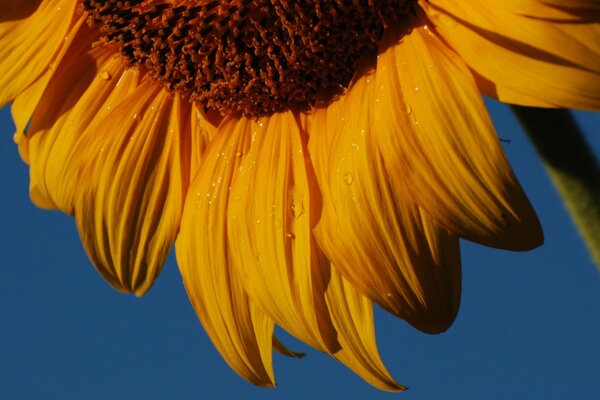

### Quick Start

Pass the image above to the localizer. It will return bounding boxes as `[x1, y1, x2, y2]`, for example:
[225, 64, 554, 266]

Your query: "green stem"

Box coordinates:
[511, 106, 600, 269]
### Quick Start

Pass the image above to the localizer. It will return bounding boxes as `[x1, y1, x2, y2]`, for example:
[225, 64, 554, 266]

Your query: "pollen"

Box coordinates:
[83, 0, 416, 118]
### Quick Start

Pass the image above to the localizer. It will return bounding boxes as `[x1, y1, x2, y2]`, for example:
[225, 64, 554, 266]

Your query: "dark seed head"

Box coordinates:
[83, 0, 416, 118]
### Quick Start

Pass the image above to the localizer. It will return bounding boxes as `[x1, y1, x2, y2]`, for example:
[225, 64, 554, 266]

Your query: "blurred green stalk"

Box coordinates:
[512, 106, 600, 269]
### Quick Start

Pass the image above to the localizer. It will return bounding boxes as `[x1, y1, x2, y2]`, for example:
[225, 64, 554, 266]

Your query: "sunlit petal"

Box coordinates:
[227, 112, 339, 353]
[308, 68, 461, 334]
[73, 86, 196, 295]
[21, 40, 131, 212]
[327, 268, 405, 392]
[374, 22, 543, 250]
[427, 0, 600, 109]
[0, 0, 75, 107]
[176, 117, 276, 386]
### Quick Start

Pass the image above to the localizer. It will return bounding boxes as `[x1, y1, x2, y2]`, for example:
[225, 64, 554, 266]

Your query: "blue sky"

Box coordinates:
[1, 101, 599, 400]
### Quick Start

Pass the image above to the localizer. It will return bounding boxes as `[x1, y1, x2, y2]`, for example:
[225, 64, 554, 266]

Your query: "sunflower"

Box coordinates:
[2, 0, 599, 391]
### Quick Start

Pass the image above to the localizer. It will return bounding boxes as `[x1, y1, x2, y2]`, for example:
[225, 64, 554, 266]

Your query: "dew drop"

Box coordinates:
[235, 151, 243, 157]
[273, 218, 282, 228]
[194, 192, 203, 209]
[344, 173, 353, 185]
[405, 105, 412, 115]
[289, 200, 305, 219]
[99, 70, 111, 80]
[286, 232, 296, 240]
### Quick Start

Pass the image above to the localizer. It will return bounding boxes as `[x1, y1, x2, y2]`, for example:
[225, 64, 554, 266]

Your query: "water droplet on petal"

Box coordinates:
[344, 173, 353, 185]
[99, 70, 111, 80]
[289, 200, 305, 219]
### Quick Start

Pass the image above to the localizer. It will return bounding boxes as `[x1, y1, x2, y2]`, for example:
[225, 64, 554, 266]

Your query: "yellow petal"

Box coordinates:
[176, 117, 276, 386]
[24, 45, 138, 212]
[188, 104, 219, 176]
[273, 337, 305, 359]
[11, 15, 91, 142]
[308, 68, 461, 334]
[0, 0, 75, 107]
[493, 0, 600, 20]
[374, 22, 543, 250]
[73, 84, 192, 295]
[327, 268, 405, 392]
[227, 113, 339, 353]
[426, 1, 600, 109]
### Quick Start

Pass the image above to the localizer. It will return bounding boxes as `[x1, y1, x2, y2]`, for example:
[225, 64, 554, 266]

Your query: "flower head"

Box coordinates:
[2, 0, 598, 391]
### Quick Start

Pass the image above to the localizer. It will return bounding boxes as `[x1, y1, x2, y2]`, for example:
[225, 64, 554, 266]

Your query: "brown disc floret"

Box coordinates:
[83, 0, 417, 118]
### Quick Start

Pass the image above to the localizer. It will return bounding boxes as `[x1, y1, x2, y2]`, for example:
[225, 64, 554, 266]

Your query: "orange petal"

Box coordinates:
[23, 44, 138, 212]
[273, 337, 305, 359]
[72, 84, 195, 295]
[327, 268, 405, 392]
[426, 0, 600, 109]
[373, 21, 543, 250]
[308, 67, 461, 334]
[226, 113, 339, 353]
[493, 0, 600, 20]
[0, 0, 75, 107]
[11, 14, 92, 144]
[175, 117, 276, 386]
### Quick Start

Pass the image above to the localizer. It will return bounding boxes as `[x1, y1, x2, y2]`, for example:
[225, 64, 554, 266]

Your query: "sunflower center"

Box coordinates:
[83, 0, 415, 117]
